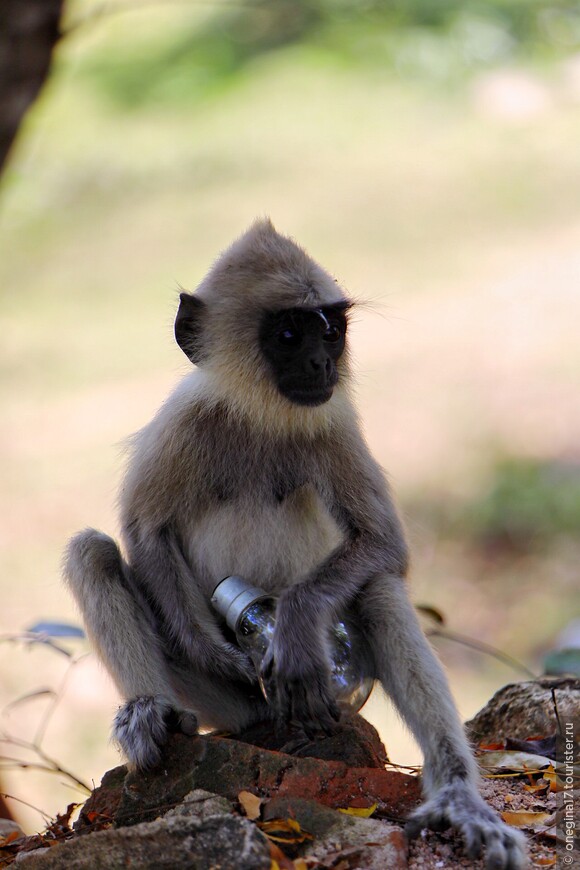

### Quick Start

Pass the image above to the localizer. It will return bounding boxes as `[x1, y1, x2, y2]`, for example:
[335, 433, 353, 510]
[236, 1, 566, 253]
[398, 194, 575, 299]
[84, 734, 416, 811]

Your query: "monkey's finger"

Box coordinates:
[163, 707, 198, 736]
[465, 826, 484, 860]
[485, 840, 509, 870]
[262, 671, 274, 695]
[404, 818, 425, 841]
[285, 681, 315, 735]
[405, 805, 448, 840]
[309, 678, 341, 731]
[295, 710, 326, 740]
[327, 697, 341, 723]
[260, 653, 281, 709]
[291, 680, 339, 737]
[484, 826, 527, 870]
[274, 679, 294, 725]
[312, 702, 340, 736]
[260, 653, 274, 682]
[503, 836, 527, 870]
[300, 718, 318, 740]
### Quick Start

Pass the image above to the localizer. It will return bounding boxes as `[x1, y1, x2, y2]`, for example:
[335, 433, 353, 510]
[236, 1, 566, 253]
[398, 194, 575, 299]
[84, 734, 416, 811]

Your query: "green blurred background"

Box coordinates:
[1, 0, 580, 831]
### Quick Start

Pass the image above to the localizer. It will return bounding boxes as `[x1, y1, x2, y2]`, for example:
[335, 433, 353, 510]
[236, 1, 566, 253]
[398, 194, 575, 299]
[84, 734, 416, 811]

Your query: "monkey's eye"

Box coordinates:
[323, 324, 342, 344]
[277, 327, 301, 346]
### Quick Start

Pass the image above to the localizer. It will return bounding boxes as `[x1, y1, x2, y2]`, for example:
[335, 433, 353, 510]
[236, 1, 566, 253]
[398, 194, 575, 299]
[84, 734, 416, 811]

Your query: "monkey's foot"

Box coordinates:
[113, 696, 198, 771]
[405, 781, 527, 870]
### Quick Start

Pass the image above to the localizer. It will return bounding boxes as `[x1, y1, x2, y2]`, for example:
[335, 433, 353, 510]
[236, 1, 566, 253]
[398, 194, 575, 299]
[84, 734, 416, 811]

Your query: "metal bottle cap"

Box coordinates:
[211, 576, 270, 632]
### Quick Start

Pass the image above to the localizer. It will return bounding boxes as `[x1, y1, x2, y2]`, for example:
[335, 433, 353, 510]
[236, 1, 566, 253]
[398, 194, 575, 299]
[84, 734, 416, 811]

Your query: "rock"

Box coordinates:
[13, 690, 570, 869]
[76, 718, 418, 833]
[74, 764, 125, 831]
[14, 815, 271, 869]
[77, 733, 419, 830]
[466, 676, 580, 744]
[0, 819, 25, 838]
[262, 797, 408, 869]
[234, 712, 389, 768]
[31, 719, 419, 870]
[164, 789, 233, 820]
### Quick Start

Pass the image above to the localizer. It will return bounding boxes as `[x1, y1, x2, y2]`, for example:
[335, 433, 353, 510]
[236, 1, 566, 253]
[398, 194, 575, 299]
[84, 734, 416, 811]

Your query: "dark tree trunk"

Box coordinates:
[0, 0, 64, 173]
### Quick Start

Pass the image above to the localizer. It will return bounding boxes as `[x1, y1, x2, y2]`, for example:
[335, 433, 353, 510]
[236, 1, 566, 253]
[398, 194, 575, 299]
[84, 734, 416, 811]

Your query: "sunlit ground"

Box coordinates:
[1, 6, 580, 832]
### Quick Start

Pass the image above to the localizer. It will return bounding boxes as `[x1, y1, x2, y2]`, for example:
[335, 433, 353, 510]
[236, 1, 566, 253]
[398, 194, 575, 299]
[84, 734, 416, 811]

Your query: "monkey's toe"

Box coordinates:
[406, 782, 527, 870]
[164, 707, 199, 737]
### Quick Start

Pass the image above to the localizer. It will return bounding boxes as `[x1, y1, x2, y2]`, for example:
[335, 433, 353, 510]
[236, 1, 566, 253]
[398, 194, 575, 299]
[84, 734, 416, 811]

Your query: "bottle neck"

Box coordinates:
[211, 575, 274, 632]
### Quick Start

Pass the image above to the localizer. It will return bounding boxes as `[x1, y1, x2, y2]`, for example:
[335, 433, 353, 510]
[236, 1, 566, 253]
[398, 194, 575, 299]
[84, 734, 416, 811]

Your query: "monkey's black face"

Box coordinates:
[259, 305, 348, 406]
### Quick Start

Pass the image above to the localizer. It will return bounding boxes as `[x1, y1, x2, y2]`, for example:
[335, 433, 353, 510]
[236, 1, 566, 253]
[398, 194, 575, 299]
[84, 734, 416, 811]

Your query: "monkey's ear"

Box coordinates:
[175, 292, 206, 364]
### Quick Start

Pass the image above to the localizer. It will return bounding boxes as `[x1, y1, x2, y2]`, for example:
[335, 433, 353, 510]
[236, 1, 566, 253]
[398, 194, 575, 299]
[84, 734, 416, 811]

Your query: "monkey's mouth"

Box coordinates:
[282, 384, 334, 406]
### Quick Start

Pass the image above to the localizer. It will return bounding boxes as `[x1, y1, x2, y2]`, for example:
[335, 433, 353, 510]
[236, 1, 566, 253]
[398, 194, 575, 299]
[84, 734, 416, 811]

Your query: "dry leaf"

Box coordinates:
[542, 764, 565, 793]
[319, 845, 366, 869]
[238, 790, 263, 820]
[501, 811, 554, 829]
[337, 803, 377, 818]
[533, 856, 556, 866]
[268, 840, 295, 869]
[287, 819, 302, 833]
[478, 750, 555, 774]
[0, 832, 21, 847]
[259, 818, 313, 845]
[505, 735, 557, 758]
[523, 781, 549, 794]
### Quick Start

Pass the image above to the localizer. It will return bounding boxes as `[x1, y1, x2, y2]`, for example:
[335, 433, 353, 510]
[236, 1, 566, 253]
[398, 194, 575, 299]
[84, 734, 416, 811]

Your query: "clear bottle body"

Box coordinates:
[211, 577, 375, 713]
[236, 597, 277, 701]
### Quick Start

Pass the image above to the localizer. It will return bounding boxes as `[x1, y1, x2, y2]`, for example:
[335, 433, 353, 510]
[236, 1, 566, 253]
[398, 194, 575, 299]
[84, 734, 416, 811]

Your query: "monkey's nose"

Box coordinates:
[308, 355, 332, 376]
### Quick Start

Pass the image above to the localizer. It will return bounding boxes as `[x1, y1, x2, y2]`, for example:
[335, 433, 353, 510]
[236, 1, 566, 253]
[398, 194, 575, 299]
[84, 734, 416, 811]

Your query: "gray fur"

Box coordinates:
[63, 220, 526, 867]
[113, 696, 174, 771]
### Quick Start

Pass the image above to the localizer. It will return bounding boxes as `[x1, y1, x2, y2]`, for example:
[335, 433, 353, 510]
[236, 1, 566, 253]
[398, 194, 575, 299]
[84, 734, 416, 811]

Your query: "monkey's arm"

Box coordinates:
[262, 428, 407, 731]
[360, 577, 526, 869]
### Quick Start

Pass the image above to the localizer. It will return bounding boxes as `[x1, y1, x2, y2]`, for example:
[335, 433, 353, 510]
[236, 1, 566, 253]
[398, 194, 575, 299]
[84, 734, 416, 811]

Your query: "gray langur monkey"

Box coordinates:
[64, 220, 526, 869]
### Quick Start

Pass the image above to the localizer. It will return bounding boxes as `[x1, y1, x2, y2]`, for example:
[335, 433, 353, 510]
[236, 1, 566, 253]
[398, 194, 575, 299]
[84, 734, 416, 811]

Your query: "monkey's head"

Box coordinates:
[175, 220, 354, 429]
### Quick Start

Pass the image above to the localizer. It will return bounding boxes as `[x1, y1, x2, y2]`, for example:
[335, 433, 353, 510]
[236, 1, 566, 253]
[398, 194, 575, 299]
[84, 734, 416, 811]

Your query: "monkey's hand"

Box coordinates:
[406, 780, 527, 870]
[208, 639, 256, 684]
[260, 625, 341, 738]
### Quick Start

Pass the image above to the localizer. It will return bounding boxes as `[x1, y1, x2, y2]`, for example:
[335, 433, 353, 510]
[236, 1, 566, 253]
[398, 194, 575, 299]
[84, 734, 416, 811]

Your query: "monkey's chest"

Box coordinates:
[185, 484, 344, 594]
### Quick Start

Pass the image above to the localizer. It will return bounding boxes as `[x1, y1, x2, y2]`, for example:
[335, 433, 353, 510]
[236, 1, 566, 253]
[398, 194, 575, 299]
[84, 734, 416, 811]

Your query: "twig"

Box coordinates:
[33, 654, 88, 748]
[428, 628, 537, 679]
[550, 687, 564, 737]
[0, 750, 91, 795]
[3, 690, 56, 716]
[0, 791, 51, 824]
[0, 632, 73, 659]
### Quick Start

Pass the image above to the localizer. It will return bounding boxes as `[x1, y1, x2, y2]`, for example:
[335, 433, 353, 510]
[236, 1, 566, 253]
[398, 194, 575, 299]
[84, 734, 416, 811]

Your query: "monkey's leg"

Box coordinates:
[126, 525, 257, 685]
[64, 529, 195, 770]
[359, 575, 526, 870]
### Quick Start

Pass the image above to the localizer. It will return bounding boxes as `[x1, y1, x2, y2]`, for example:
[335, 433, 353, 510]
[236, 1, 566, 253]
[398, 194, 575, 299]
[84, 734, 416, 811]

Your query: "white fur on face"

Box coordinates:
[189, 219, 354, 435]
